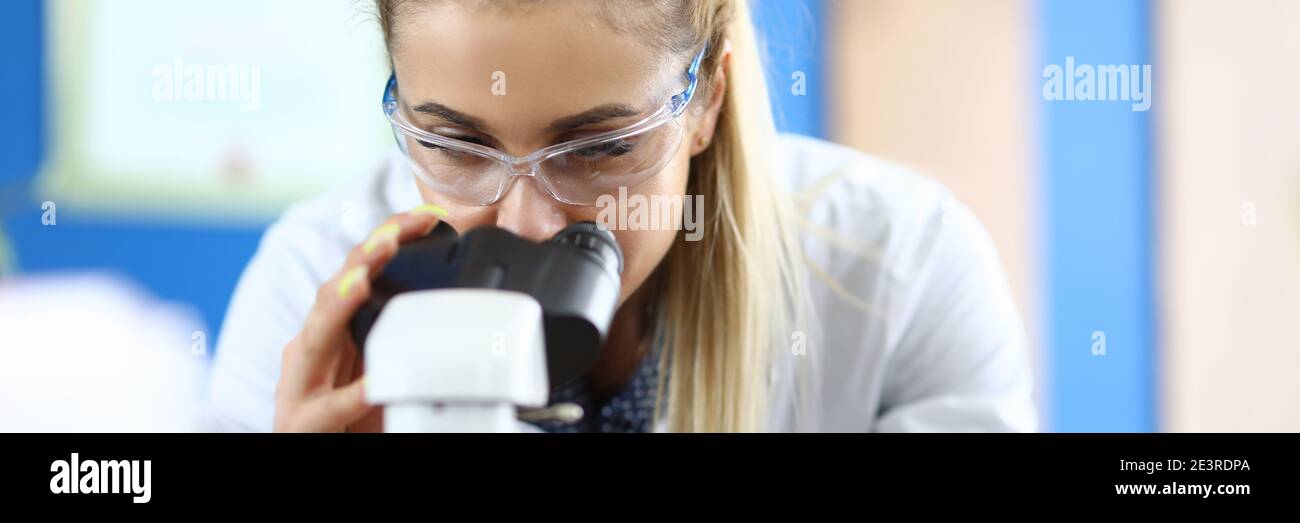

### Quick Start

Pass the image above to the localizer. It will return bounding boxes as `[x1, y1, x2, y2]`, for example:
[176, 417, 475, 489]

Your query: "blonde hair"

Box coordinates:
[375, 0, 811, 432]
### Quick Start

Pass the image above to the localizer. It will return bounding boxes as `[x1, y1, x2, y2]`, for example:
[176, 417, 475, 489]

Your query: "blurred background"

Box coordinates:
[1, 0, 1296, 431]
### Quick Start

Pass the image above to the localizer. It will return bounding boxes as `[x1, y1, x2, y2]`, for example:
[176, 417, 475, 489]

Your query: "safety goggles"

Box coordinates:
[382, 45, 707, 206]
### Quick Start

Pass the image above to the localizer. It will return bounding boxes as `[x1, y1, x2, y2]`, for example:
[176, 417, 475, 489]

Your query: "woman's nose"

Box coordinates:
[493, 176, 569, 242]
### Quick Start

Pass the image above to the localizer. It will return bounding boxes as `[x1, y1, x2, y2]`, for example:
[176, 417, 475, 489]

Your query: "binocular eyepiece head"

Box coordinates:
[349, 221, 624, 391]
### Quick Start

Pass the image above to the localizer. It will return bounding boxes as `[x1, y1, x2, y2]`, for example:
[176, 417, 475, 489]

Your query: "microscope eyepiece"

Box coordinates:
[550, 222, 623, 277]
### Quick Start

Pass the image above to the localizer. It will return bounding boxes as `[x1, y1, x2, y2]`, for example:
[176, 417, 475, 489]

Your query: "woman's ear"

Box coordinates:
[689, 39, 731, 156]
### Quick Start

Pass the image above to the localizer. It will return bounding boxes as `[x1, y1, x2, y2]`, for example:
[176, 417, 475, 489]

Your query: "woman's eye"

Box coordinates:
[418, 135, 489, 150]
[415, 135, 494, 163]
[574, 139, 637, 159]
[415, 140, 464, 161]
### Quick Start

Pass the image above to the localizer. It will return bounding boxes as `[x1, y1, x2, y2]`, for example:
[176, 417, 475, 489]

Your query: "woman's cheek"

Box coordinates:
[610, 227, 675, 305]
[415, 184, 483, 232]
[610, 152, 694, 303]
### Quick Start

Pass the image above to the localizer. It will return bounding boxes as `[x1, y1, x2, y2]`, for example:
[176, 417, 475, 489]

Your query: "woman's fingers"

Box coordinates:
[294, 207, 448, 383]
[302, 376, 372, 431]
[274, 204, 450, 432]
[287, 264, 371, 394]
[275, 375, 371, 433]
[333, 335, 360, 388]
[328, 205, 449, 294]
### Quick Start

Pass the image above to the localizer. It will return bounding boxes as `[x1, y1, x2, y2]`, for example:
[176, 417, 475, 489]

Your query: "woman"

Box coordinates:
[208, 0, 1036, 432]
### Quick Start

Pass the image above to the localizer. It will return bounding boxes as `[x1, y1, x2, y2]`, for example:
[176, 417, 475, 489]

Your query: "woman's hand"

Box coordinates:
[273, 205, 449, 432]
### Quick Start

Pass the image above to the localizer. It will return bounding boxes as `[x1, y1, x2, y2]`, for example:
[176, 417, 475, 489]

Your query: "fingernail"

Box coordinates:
[408, 203, 449, 218]
[338, 266, 369, 298]
[363, 222, 402, 255]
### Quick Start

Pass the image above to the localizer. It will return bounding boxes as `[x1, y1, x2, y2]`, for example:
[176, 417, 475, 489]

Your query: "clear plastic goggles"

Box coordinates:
[382, 46, 707, 207]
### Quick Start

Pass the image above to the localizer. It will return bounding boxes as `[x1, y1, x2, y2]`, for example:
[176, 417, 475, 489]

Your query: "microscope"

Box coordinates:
[349, 221, 623, 432]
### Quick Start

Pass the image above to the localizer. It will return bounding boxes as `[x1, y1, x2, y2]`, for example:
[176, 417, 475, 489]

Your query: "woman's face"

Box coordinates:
[388, 1, 722, 306]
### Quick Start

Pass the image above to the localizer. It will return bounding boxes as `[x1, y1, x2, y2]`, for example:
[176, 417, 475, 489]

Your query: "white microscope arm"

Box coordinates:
[362, 288, 549, 433]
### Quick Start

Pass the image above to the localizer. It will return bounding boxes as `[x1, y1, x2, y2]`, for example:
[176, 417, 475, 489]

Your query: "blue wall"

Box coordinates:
[750, 0, 826, 138]
[0, 0, 273, 340]
[1040, 0, 1155, 431]
[0, 0, 43, 186]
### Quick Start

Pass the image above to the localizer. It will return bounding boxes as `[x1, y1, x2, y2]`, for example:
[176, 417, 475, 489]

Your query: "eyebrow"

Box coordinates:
[412, 101, 489, 133]
[545, 104, 641, 133]
[410, 100, 642, 135]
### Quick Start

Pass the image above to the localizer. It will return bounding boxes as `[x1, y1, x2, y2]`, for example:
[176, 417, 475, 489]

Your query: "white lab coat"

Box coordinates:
[208, 134, 1038, 432]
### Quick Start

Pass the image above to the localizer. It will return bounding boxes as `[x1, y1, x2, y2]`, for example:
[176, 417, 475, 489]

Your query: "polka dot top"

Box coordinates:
[529, 339, 666, 433]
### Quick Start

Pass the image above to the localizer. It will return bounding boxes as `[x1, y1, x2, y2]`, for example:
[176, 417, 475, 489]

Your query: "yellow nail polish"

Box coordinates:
[338, 266, 369, 298]
[408, 203, 449, 218]
[363, 222, 402, 254]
